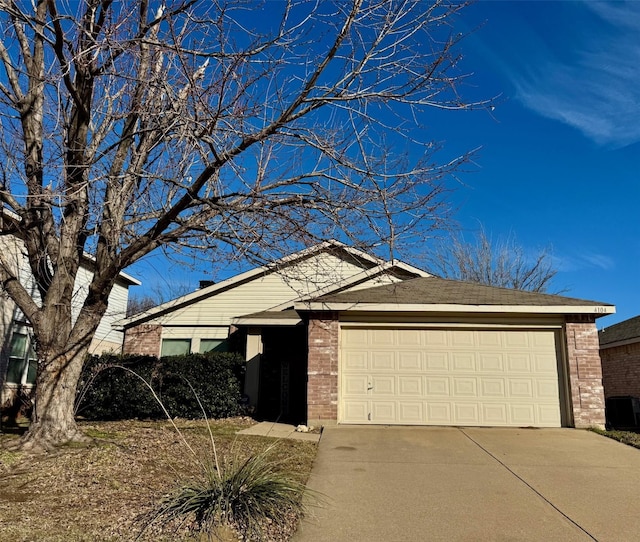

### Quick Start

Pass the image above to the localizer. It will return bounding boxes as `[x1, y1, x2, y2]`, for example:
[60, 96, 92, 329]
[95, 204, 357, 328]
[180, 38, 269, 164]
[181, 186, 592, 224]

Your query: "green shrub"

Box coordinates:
[76, 352, 246, 420]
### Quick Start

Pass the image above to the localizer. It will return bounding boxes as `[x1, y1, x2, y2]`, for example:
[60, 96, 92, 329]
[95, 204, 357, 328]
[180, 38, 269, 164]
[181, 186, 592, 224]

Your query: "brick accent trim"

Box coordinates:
[565, 318, 606, 428]
[307, 311, 339, 424]
[122, 324, 162, 357]
[601, 341, 640, 398]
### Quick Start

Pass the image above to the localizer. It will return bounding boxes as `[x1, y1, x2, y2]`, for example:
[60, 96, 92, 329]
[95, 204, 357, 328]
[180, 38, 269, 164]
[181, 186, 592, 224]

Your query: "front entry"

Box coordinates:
[257, 326, 308, 424]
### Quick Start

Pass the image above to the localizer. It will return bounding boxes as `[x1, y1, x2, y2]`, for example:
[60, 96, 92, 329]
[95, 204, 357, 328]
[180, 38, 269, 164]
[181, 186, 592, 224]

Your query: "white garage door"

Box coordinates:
[340, 327, 563, 427]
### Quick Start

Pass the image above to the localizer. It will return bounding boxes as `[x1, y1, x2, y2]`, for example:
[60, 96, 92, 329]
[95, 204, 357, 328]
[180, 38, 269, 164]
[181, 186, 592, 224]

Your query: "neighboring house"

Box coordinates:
[0, 234, 140, 405]
[118, 241, 614, 429]
[599, 315, 640, 399]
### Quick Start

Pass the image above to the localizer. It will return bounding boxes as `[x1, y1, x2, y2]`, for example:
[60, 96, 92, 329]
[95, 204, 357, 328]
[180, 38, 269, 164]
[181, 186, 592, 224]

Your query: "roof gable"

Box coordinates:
[118, 240, 428, 326]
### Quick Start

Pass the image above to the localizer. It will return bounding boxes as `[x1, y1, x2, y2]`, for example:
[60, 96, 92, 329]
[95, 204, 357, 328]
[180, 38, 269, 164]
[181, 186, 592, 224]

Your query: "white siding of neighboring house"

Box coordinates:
[74, 266, 130, 354]
[1, 234, 138, 403]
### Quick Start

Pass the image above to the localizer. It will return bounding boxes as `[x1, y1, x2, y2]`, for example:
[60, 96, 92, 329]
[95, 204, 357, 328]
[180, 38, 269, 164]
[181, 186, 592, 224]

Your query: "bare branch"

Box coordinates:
[426, 226, 561, 293]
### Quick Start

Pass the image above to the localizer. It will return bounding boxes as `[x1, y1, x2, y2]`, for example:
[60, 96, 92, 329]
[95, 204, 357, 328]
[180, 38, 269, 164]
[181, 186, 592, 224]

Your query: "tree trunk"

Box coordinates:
[20, 346, 91, 450]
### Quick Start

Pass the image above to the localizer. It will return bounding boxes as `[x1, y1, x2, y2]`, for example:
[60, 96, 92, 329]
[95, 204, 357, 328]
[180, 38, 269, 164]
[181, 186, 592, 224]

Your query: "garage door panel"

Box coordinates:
[479, 353, 504, 372]
[533, 353, 557, 373]
[425, 352, 448, 370]
[452, 377, 478, 397]
[510, 404, 536, 425]
[398, 376, 422, 395]
[343, 351, 368, 370]
[478, 331, 503, 347]
[505, 331, 529, 348]
[536, 379, 560, 398]
[343, 375, 369, 395]
[538, 404, 562, 425]
[371, 375, 395, 394]
[454, 403, 480, 424]
[481, 378, 506, 397]
[343, 328, 368, 346]
[451, 330, 475, 346]
[483, 403, 508, 424]
[398, 402, 423, 423]
[426, 402, 452, 423]
[371, 329, 394, 345]
[451, 352, 476, 371]
[343, 401, 368, 423]
[340, 328, 562, 427]
[506, 354, 531, 372]
[371, 402, 395, 422]
[398, 351, 422, 370]
[397, 329, 421, 346]
[425, 377, 450, 396]
[371, 351, 395, 370]
[424, 330, 448, 346]
[508, 379, 534, 397]
[533, 332, 556, 348]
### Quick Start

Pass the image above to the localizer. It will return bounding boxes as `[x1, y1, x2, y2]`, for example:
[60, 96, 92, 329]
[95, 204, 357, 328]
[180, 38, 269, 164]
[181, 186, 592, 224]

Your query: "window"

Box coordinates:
[5, 327, 37, 385]
[160, 338, 191, 357]
[199, 339, 229, 353]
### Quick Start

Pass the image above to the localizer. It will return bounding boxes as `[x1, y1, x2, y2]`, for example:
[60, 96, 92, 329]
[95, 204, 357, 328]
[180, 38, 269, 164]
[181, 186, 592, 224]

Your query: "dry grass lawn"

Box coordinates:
[591, 427, 640, 449]
[0, 418, 317, 541]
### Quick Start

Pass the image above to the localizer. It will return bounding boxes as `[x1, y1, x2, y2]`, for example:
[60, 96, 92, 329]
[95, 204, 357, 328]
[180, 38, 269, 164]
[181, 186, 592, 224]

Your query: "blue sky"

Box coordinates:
[445, 0, 640, 328]
[130, 1, 639, 328]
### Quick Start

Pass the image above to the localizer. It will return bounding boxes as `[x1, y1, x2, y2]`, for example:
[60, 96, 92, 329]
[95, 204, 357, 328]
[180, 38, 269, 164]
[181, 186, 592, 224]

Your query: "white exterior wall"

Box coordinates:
[0, 235, 136, 357]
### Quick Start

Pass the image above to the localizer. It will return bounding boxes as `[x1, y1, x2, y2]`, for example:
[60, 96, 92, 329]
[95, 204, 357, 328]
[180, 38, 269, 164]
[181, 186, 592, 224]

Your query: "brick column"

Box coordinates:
[122, 324, 162, 356]
[565, 317, 606, 428]
[307, 311, 339, 425]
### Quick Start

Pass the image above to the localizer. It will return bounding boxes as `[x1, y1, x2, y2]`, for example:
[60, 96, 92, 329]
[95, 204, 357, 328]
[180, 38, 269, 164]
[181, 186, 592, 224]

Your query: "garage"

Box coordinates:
[340, 326, 565, 427]
[299, 275, 613, 429]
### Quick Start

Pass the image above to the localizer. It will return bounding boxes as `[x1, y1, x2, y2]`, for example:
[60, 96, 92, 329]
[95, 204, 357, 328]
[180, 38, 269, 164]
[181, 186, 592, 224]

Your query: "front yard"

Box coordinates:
[591, 427, 640, 449]
[0, 418, 317, 541]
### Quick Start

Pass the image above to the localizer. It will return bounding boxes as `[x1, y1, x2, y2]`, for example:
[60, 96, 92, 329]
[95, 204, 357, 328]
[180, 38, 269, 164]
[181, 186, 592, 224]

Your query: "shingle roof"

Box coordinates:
[599, 315, 640, 346]
[314, 276, 611, 307]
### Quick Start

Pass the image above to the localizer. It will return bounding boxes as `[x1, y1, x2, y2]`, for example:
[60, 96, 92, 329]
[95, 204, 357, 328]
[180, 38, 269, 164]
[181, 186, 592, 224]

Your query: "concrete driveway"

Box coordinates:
[294, 426, 640, 542]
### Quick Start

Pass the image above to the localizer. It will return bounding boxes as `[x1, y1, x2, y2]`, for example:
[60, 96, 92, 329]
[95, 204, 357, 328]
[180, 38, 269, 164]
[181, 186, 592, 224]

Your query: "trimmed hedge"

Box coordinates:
[75, 352, 246, 421]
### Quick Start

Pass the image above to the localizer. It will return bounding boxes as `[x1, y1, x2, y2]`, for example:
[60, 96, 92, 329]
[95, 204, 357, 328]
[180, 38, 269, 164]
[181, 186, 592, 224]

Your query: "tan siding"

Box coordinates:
[145, 252, 372, 328]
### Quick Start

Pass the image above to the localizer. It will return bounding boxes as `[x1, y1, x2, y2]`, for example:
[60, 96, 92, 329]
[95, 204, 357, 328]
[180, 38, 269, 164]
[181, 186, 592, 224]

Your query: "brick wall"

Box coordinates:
[565, 318, 606, 428]
[601, 341, 640, 398]
[307, 311, 339, 425]
[122, 324, 162, 356]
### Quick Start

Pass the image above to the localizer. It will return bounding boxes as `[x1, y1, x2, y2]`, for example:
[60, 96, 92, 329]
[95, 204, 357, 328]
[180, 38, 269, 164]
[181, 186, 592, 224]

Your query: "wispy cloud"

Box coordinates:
[556, 251, 615, 273]
[508, 2, 640, 148]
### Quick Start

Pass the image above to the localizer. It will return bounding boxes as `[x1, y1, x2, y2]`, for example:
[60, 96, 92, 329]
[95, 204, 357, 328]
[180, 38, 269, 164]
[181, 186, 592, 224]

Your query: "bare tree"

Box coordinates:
[428, 228, 560, 293]
[127, 280, 194, 316]
[0, 0, 487, 448]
